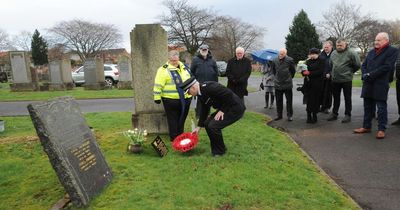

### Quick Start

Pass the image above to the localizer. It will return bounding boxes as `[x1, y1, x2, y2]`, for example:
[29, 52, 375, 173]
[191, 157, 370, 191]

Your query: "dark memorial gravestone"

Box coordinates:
[151, 136, 168, 157]
[27, 97, 113, 208]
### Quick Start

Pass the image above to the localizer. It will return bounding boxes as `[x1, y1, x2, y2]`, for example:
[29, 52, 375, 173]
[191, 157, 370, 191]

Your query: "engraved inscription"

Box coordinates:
[71, 140, 97, 171]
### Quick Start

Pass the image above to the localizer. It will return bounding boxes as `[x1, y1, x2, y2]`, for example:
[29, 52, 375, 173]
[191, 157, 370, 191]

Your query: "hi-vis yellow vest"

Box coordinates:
[153, 61, 192, 100]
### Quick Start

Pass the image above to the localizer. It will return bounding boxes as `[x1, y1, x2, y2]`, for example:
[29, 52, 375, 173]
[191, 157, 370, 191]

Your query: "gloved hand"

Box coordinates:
[154, 100, 161, 104]
[301, 70, 310, 76]
[362, 73, 371, 81]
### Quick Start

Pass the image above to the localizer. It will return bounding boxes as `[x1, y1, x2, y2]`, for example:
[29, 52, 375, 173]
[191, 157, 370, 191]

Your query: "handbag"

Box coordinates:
[259, 82, 264, 90]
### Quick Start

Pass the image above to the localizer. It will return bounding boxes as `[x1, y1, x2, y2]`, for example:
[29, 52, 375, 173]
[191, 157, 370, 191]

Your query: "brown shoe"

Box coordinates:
[376, 131, 385, 139]
[353, 128, 371, 134]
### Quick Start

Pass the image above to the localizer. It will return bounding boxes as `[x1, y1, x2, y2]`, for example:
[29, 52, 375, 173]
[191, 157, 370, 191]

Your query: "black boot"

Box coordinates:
[264, 92, 269, 108]
[306, 112, 312, 123]
[312, 112, 318, 123]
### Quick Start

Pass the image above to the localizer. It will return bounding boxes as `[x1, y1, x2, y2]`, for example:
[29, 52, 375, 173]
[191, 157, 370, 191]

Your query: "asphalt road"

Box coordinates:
[1, 76, 399, 209]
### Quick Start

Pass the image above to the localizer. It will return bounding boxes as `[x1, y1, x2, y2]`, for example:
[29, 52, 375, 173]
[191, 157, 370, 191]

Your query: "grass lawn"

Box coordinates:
[0, 82, 133, 102]
[0, 111, 358, 209]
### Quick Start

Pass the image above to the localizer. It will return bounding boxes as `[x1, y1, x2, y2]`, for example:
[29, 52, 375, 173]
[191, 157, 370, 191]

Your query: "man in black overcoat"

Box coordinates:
[226, 47, 252, 103]
[354, 32, 399, 139]
[179, 76, 245, 157]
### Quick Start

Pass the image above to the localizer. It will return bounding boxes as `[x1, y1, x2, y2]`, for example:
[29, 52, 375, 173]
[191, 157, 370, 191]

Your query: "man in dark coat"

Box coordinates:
[190, 44, 219, 118]
[179, 76, 245, 157]
[391, 51, 400, 125]
[354, 32, 399, 139]
[271, 48, 296, 121]
[319, 41, 334, 114]
[226, 47, 252, 103]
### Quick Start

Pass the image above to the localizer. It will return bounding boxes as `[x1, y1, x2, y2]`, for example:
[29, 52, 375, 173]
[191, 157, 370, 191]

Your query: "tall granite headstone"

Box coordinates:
[117, 55, 133, 89]
[130, 24, 168, 134]
[27, 97, 113, 207]
[84, 58, 105, 90]
[9, 51, 38, 91]
[49, 59, 74, 90]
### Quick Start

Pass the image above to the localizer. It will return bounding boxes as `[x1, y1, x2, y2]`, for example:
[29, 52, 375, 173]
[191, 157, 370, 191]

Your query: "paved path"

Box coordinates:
[1, 76, 399, 209]
[246, 76, 400, 210]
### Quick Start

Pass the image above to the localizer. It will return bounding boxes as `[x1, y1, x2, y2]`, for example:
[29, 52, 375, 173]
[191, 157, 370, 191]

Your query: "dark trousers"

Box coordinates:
[321, 79, 332, 110]
[363, 98, 387, 131]
[195, 97, 211, 119]
[162, 98, 192, 141]
[331, 81, 352, 116]
[204, 106, 245, 155]
[397, 80, 400, 115]
[275, 89, 293, 118]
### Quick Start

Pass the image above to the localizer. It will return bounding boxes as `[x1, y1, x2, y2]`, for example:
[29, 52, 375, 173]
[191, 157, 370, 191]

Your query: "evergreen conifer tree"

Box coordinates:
[285, 10, 321, 63]
[31, 29, 48, 66]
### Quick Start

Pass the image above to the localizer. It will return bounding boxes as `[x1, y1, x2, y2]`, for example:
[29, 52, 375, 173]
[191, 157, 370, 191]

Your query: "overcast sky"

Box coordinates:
[1, 0, 399, 52]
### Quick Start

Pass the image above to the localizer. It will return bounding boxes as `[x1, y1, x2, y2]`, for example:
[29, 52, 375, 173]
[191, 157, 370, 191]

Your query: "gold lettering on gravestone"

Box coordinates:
[71, 140, 97, 171]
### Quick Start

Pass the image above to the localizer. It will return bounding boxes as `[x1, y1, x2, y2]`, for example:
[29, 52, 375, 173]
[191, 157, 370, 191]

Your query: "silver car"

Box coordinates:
[72, 64, 120, 87]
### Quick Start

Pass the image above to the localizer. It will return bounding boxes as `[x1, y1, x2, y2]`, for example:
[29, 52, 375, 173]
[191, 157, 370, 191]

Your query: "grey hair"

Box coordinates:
[377, 32, 390, 41]
[236, 47, 245, 53]
[324, 40, 333, 46]
[336, 38, 347, 44]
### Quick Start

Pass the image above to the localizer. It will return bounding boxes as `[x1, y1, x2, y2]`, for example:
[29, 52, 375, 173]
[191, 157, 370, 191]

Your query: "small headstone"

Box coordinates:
[27, 97, 113, 207]
[84, 58, 105, 90]
[117, 55, 133, 89]
[49, 59, 74, 90]
[151, 136, 168, 157]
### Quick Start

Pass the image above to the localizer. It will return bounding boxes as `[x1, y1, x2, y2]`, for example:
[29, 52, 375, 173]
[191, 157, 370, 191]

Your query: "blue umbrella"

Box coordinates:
[251, 49, 279, 64]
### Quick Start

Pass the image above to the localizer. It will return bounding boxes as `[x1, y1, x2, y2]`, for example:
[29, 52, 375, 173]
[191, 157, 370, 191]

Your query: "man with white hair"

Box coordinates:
[353, 32, 399, 139]
[271, 48, 296, 121]
[226, 47, 252, 103]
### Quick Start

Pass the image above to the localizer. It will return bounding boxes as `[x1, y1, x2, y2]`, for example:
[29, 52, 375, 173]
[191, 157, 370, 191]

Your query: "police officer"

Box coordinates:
[153, 50, 192, 141]
[179, 76, 245, 157]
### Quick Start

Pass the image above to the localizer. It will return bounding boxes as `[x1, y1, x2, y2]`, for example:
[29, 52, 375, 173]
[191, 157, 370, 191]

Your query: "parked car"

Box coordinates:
[216, 61, 227, 77]
[71, 64, 120, 87]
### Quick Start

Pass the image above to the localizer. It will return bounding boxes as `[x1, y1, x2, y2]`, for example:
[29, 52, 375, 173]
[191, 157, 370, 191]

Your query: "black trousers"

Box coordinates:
[397, 80, 400, 115]
[321, 78, 332, 110]
[162, 98, 192, 141]
[204, 105, 245, 155]
[275, 89, 293, 118]
[331, 81, 352, 116]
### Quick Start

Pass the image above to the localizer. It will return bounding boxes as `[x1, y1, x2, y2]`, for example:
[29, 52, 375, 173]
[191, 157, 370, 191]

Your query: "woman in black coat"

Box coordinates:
[302, 48, 325, 123]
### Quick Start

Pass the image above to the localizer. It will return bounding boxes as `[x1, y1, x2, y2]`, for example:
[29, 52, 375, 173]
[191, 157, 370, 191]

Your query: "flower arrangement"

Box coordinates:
[123, 128, 147, 146]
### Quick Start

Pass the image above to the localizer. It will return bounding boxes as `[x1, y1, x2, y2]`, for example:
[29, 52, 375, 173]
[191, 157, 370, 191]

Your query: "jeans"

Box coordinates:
[363, 98, 387, 131]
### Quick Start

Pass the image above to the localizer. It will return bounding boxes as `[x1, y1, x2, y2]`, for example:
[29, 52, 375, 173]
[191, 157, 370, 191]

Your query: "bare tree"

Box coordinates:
[353, 19, 392, 58]
[159, 0, 217, 56]
[11, 31, 33, 51]
[386, 19, 400, 45]
[48, 19, 122, 62]
[318, 1, 371, 46]
[208, 16, 265, 61]
[0, 29, 13, 51]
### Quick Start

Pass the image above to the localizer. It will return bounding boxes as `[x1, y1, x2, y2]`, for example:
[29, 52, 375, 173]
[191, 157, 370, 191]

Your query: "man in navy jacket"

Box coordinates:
[354, 32, 399, 139]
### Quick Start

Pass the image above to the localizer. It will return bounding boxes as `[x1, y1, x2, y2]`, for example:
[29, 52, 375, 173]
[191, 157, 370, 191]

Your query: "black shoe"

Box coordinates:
[264, 106, 268, 109]
[341, 115, 351, 123]
[288, 117, 293, 121]
[327, 114, 338, 121]
[312, 113, 318, 123]
[212, 154, 224, 158]
[274, 117, 282, 121]
[391, 119, 400, 125]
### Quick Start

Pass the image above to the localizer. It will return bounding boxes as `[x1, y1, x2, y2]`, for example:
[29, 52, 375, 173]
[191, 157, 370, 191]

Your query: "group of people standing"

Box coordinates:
[153, 31, 400, 157]
[264, 32, 399, 139]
